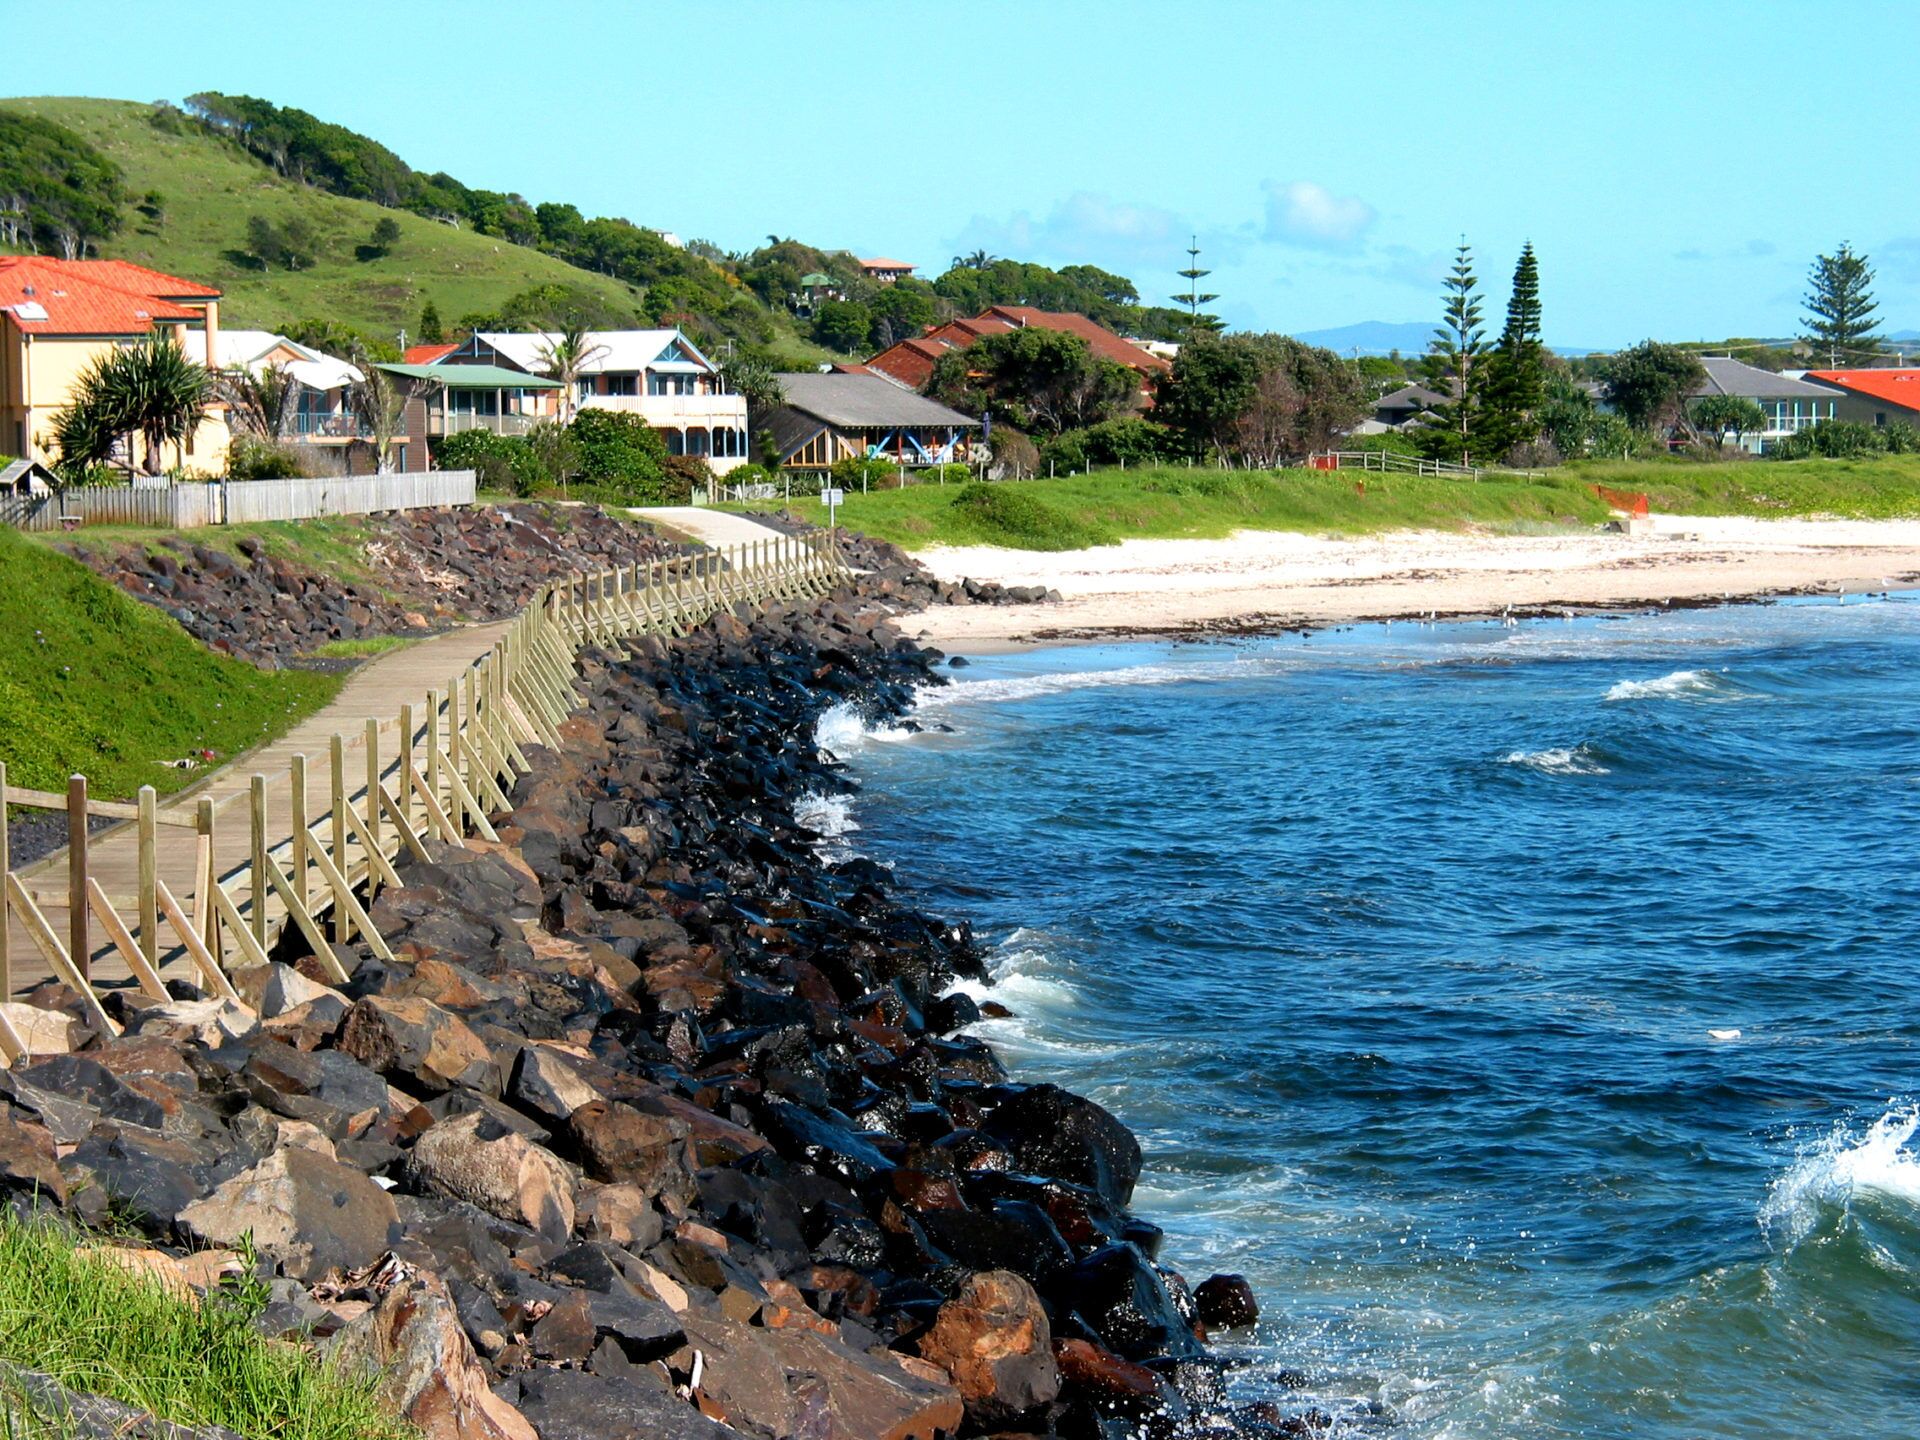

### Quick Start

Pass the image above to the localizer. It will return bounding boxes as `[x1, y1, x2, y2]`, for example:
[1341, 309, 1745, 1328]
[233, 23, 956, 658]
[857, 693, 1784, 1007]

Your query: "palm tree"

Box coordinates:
[346, 348, 409, 473]
[950, 249, 998, 271]
[216, 362, 298, 440]
[536, 324, 610, 423]
[54, 332, 212, 478]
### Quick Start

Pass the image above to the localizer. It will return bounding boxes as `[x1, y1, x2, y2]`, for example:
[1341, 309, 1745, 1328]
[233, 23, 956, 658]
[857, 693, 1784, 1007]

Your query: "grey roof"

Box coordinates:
[1376, 383, 1447, 410]
[1692, 356, 1834, 401]
[1, 458, 58, 494]
[773, 372, 981, 430]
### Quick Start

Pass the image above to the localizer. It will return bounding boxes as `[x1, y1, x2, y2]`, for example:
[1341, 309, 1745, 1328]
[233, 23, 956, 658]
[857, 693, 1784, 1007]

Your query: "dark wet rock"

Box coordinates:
[1195, 1272, 1261, 1330]
[982, 1083, 1142, 1208]
[1062, 1243, 1206, 1362]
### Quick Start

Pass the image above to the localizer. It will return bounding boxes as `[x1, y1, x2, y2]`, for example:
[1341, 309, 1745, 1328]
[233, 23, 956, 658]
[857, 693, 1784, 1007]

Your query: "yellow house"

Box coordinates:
[0, 257, 229, 474]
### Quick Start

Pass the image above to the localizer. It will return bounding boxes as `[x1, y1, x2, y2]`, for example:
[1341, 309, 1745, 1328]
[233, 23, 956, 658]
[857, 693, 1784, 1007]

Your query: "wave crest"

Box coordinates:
[1760, 1106, 1920, 1248]
[1501, 745, 1611, 776]
[1605, 668, 1737, 702]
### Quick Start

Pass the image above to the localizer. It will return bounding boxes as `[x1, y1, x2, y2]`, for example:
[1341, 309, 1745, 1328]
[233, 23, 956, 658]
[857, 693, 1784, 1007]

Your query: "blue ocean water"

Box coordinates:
[813, 596, 1920, 1439]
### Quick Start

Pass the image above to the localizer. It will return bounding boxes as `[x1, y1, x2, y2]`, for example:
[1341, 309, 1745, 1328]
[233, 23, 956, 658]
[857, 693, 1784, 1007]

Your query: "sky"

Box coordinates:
[8, 0, 1920, 349]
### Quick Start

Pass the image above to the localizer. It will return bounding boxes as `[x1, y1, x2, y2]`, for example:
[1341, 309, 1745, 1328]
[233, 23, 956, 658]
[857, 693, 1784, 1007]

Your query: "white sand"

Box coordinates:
[904, 517, 1920, 651]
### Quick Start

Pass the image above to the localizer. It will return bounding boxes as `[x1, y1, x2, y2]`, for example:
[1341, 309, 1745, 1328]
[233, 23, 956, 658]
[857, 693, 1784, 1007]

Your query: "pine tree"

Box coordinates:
[418, 298, 445, 345]
[1418, 242, 1487, 463]
[1802, 243, 1880, 367]
[1173, 235, 1221, 335]
[1479, 243, 1546, 461]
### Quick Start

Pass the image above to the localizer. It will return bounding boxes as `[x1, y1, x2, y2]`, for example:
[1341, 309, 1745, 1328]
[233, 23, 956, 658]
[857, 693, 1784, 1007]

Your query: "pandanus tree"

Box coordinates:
[216, 362, 298, 440]
[536, 324, 609, 423]
[52, 330, 213, 479]
[347, 348, 409, 473]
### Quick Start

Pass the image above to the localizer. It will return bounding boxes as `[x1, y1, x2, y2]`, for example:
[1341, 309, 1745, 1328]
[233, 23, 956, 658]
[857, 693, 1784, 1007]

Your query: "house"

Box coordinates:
[429, 329, 750, 471]
[1368, 382, 1448, 431]
[0, 256, 229, 473]
[865, 306, 1172, 404]
[215, 331, 433, 475]
[1801, 369, 1920, 430]
[1690, 356, 1837, 453]
[764, 372, 980, 470]
[859, 258, 916, 285]
[376, 362, 561, 459]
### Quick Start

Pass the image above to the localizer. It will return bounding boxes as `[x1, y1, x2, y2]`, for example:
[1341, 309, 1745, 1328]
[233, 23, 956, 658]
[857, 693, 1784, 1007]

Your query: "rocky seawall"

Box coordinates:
[0, 572, 1295, 1438]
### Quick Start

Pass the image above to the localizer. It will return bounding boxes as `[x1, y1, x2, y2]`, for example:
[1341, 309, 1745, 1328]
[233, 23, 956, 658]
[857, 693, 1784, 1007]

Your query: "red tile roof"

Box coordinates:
[1805, 368, 1920, 414]
[0, 256, 208, 336]
[404, 342, 459, 365]
[64, 259, 223, 300]
[982, 306, 1171, 373]
[859, 258, 914, 271]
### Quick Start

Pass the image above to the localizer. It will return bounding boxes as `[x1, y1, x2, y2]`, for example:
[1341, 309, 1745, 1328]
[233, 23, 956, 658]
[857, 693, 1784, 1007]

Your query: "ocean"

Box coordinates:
[813, 595, 1920, 1438]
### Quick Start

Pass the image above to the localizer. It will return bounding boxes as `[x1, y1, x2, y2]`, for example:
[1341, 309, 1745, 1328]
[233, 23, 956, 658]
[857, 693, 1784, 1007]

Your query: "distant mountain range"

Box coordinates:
[1292, 320, 1920, 360]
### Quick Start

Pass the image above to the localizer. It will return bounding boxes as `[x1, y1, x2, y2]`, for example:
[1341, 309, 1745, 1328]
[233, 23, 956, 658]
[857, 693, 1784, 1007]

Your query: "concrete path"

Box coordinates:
[629, 507, 789, 548]
[7, 620, 511, 995]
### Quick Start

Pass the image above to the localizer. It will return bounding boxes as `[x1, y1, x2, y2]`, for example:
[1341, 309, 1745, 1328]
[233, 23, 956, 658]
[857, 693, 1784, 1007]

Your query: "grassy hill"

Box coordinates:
[0, 526, 337, 798]
[0, 96, 773, 345]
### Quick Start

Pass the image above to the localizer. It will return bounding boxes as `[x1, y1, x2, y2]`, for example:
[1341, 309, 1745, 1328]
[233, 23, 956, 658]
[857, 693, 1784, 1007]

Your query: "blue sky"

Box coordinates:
[9, 0, 1919, 347]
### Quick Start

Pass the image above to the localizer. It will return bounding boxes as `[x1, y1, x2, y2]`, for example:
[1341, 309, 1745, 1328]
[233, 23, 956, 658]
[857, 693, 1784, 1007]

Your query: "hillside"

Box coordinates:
[0, 97, 762, 345]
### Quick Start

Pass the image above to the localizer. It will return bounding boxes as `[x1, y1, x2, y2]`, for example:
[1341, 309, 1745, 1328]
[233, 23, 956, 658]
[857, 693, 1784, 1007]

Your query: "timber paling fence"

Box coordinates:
[0, 534, 844, 1059]
[0, 470, 478, 532]
[1308, 450, 1545, 482]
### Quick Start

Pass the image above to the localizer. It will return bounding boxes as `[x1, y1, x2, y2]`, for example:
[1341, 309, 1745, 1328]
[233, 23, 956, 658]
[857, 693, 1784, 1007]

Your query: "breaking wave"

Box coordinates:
[1500, 744, 1611, 776]
[1605, 667, 1740, 702]
[1759, 1105, 1920, 1249]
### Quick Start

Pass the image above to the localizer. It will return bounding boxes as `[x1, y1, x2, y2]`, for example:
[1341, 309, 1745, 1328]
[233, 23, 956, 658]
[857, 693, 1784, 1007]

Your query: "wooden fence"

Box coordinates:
[0, 533, 844, 1059]
[1307, 450, 1545, 482]
[0, 471, 478, 532]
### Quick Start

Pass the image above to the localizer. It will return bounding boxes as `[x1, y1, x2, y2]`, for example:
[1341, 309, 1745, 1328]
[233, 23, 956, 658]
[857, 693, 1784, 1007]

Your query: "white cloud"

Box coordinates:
[951, 191, 1230, 272]
[1263, 180, 1376, 250]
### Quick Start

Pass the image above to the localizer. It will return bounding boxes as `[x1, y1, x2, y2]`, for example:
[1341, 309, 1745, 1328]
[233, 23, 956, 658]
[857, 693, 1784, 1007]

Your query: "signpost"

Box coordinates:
[821, 486, 844, 542]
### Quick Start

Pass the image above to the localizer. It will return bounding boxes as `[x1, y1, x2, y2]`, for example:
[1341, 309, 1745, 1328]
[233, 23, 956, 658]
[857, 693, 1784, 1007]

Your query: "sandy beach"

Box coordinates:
[903, 516, 1920, 651]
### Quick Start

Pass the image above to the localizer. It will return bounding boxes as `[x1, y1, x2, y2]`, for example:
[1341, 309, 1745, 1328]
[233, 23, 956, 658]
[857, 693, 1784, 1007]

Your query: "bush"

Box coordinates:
[720, 462, 775, 489]
[830, 455, 898, 490]
[225, 434, 304, 480]
[1769, 419, 1885, 461]
[570, 408, 672, 502]
[1342, 430, 1422, 457]
[1881, 422, 1919, 455]
[948, 482, 1115, 550]
[1042, 417, 1176, 473]
[661, 454, 712, 503]
[1140, 470, 1255, 499]
[434, 429, 528, 494]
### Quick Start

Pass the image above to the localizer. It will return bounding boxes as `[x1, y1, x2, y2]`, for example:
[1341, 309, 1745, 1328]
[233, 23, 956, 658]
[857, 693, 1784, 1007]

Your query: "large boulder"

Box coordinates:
[328, 1273, 537, 1440]
[408, 1110, 575, 1243]
[179, 1148, 398, 1280]
[339, 996, 500, 1096]
[1060, 1243, 1204, 1362]
[981, 1084, 1141, 1208]
[564, 1100, 692, 1201]
[917, 1270, 1060, 1427]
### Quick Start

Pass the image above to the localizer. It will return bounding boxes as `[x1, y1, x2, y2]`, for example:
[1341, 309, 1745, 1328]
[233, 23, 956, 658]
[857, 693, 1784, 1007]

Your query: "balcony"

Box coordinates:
[291, 411, 373, 439]
[579, 393, 747, 428]
[438, 411, 539, 437]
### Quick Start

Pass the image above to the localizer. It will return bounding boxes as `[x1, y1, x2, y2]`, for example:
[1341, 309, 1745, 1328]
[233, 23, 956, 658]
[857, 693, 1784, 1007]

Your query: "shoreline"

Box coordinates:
[899, 516, 1920, 652]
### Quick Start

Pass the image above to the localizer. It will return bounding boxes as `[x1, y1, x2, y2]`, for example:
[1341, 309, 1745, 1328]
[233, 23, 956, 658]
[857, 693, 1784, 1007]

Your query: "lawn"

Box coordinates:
[0, 526, 338, 798]
[781, 455, 1920, 552]
[0, 1214, 405, 1440]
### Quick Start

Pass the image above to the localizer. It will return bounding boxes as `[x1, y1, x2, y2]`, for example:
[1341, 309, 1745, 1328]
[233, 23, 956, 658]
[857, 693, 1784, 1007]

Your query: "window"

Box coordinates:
[1877, 411, 1888, 428]
[577, 379, 593, 400]
[605, 374, 637, 397]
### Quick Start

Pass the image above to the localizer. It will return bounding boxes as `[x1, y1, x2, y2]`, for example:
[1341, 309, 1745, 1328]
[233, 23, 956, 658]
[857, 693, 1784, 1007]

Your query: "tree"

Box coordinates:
[928, 328, 1137, 435]
[53, 332, 213, 478]
[951, 249, 997, 270]
[1691, 394, 1767, 451]
[417, 299, 445, 345]
[1417, 242, 1488, 462]
[1599, 341, 1705, 434]
[1802, 243, 1880, 366]
[1173, 235, 1221, 334]
[569, 408, 672, 502]
[364, 215, 402, 258]
[0, 112, 127, 257]
[868, 282, 939, 348]
[1478, 243, 1546, 461]
[811, 300, 873, 355]
[244, 214, 318, 270]
[718, 351, 786, 431]
[1157, 333, 1367, 466]
[535, 324, 610, 423]
[346, 349, 408, 473]
[216, 363, 298, 441]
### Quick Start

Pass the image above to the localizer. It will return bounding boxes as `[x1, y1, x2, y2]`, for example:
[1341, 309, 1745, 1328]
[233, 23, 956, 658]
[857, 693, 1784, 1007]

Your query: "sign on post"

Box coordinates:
[821, 486, 845, 534]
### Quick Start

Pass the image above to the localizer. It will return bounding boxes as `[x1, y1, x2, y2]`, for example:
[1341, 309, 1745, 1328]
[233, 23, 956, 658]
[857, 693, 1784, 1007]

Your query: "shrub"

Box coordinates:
[1881, 422, 1919, 455]
[570, 408, 672, 502]
[660, 454, 713, 503]
[1769, 419, 1885, 461]
[830, 455, 897, 490]
[1141, 470, 1254, 499]
[434, 429, 528, 494]
[1342, 430, 1422, 457]
[720, 462, 775, 489]
[225, 434, 304, 480]
[948, 482, 1115, 550]
[1042, 417, 1176, 473]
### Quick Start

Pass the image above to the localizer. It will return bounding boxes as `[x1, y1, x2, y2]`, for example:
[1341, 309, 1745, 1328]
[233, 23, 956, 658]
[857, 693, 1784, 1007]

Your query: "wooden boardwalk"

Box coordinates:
[5, 622, 510, 996]
[0, 536, 843, 1032]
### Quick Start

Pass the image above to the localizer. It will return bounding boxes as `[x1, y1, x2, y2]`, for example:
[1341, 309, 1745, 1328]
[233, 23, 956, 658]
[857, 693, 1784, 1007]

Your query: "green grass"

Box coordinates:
[0, 1215, 407, 1440]
[795, 455, 1920, 552]
[0, 527, 338, 798]
[307, 635, 414, 659]
[0, 96, 821, 357]
[48, 514, 387, 586]
[804, 467, 1615, 551]
[1568, 454, 1920, 520]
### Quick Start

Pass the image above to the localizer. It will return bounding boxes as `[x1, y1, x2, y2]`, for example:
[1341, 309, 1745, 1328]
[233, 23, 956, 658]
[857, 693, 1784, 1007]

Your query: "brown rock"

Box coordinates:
[339, 996, 499, 1095]
[330, 1273, 538, 1440]
[918, 1270, 1059, 1426]
[0, 1111, 65, 1203]
[1052, 1336, 1165, 1404]
[179, 1147, 398, 1281]
[565, 1099, 692, 1200]
[576, 1181, 664, 1250]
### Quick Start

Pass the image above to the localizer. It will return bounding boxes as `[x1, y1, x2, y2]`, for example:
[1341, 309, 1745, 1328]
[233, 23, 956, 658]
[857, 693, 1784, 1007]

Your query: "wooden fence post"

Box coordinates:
[137, 785, 158, 979]
[366, 717, 382, 856]
[67, 774, 89, 984]
[330, 735, 351, 944]
[289, 754, 309, 925]
[0, 760, 10, 1003]
[400, 704, 417, 836]
[196, 798, 218, 961]
[250, 774, 268, 952]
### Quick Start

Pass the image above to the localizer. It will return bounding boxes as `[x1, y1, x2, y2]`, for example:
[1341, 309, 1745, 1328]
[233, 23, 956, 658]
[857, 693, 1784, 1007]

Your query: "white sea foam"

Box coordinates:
[813, 702, 916, 754]
[918, 663, 1231, 712]
[1760, 1105, 1920, 1246]
[1604, 667, 1730, 702]
[792, 792, 860, 859]
[1501, 745, 1610, 776]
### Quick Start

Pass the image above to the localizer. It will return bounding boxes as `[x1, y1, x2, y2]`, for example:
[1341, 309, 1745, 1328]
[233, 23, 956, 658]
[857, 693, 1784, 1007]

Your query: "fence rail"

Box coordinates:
[0, 471, 478, 532]
[0, 533, 846, 1060]
[1308, 450, 1544, 482]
